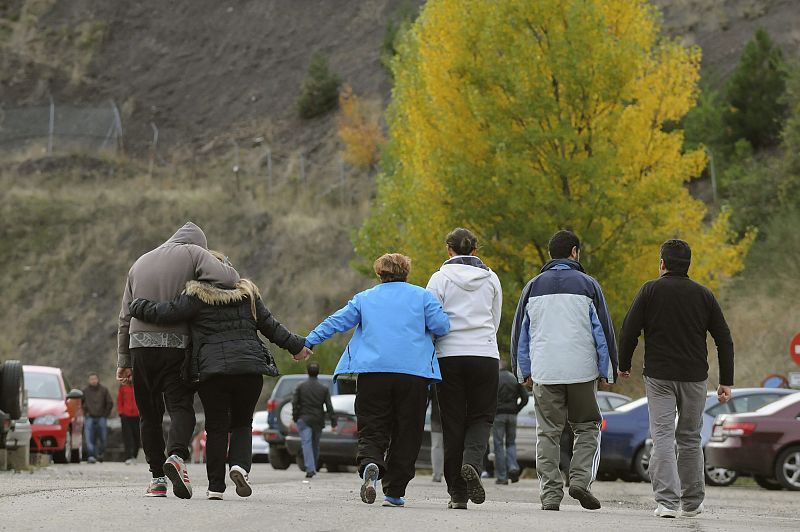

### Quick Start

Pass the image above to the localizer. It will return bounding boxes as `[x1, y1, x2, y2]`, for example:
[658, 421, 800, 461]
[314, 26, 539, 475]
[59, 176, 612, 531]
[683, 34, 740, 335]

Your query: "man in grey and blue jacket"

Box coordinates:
[510, 230, 618, 511]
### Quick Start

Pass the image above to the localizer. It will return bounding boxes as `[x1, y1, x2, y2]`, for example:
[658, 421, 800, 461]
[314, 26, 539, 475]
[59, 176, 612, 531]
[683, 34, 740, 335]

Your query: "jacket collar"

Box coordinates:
[540, 258, 585, 274]
[185, 280, 259, 305]
[443, 255, 490, 271]
[661, 270, 690, 278]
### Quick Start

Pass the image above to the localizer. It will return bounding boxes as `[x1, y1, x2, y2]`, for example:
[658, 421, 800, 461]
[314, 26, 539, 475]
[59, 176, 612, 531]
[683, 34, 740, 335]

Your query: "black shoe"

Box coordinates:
[495, 479, 509, 485]
[448, 500, 468, 510]
[569, 485, 601, 510]
[305, 472, 315, 479]
[542, 503, 560, 511]
[460, 464, 486, 505]
[509, 469, 520, 483]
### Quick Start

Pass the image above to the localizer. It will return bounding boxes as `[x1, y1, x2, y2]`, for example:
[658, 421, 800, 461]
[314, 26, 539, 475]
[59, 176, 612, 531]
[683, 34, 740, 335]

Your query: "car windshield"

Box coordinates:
[614, 396, 647, 412]
[753, 392, 800, 416]
[25, 372, 63, 400]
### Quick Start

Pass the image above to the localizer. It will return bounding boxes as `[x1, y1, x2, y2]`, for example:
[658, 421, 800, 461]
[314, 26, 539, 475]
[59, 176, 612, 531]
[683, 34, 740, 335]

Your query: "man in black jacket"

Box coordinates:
[492, 360, 529, 485]
[618, 239, 733, 519]
[292, 363, 336, 478]
[82, 373, 114, 464]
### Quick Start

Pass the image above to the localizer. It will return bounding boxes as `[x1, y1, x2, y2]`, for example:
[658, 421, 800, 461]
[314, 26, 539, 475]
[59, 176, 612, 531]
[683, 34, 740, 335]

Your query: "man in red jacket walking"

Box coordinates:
[118, 383, 141, 465]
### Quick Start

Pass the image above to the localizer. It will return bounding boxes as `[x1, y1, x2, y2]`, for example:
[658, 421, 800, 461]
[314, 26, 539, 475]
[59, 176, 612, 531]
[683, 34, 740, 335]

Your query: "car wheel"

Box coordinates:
[704, 466, 738, 486]
[633, 446, 651, 483]
[54, 426, 71, 464]
[296, 450, 306, 472]
[269, 446, 292, 470]
[774, 446, 800, 491]
[0, 360, 24, 420]
[753, 475, 783, 491]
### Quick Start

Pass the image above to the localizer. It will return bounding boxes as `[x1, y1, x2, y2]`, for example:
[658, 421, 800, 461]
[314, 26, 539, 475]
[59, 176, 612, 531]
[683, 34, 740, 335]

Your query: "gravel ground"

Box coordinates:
[1, 463, 798, 531]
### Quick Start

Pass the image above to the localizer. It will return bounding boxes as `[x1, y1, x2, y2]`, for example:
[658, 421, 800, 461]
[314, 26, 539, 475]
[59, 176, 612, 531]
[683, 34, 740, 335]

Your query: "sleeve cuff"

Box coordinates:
[117, 352, 132, 368]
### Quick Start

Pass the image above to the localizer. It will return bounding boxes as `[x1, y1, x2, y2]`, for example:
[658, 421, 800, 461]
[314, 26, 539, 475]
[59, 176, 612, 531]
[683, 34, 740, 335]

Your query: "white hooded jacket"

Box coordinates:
[426, 256, 502, 358]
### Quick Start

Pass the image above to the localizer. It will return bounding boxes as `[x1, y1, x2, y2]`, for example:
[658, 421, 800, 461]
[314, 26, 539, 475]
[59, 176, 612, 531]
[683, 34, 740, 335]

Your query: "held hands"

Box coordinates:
[293, 346, 313, 362]
[717, 384, 732, 404]
[618, 370, 631, 380]
[523, 377, 533, 391]
[116, 367, 132, 385]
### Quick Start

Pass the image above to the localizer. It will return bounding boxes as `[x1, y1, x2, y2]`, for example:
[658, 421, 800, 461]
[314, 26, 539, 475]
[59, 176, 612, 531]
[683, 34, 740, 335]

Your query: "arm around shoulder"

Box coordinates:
[424, 290, 450, 337]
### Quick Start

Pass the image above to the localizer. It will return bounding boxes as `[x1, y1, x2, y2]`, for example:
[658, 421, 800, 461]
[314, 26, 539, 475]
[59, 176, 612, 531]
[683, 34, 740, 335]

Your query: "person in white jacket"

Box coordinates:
[426, 228, 503, 510]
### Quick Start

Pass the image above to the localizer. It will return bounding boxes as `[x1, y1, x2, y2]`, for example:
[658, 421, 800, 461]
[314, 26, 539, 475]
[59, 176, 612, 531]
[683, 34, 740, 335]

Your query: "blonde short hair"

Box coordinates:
[373, 253, 411, 283]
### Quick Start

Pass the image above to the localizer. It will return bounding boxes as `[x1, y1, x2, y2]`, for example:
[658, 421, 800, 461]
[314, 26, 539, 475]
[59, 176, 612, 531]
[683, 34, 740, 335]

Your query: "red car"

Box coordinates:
[705, 392, 800, 491]
[24, 365, 84, 463]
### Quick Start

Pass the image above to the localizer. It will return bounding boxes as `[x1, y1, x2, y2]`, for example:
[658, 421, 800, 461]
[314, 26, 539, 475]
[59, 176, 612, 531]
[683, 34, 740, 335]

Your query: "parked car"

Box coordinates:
[705, 392, 800, 491]
[24, 365, 84, 463]
[251, 410, 270, 463]
[515, 391, 632, 470]
[0, 359, 25, 450]
[599, 388, 796, 484]
[264, 374, 354, 470]
[282, 394, 433, 472]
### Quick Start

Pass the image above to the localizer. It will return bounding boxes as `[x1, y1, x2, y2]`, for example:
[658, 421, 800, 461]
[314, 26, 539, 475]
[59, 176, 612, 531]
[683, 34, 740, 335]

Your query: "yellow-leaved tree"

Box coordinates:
[337, 84, 386, 171]
[356, 0, 754, 345]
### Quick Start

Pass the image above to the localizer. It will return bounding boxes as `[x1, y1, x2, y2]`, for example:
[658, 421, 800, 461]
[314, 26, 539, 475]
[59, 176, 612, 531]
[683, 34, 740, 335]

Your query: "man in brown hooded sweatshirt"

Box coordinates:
[117, 222, 239, 499]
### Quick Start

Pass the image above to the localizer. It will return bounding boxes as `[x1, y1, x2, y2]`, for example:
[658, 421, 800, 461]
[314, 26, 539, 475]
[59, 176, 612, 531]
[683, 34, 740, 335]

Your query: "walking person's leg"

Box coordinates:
[198, 376, 231, 495]
[565, 380, 603, 509]
[431, 431, 444, 482]
[460, 357, 499, 503]
[132, 416, 141, 459]
[354, 373, 394, 504]
[159, 348, 196, 462]
[132, 348, 168, 480]
[297, 420, 317, 474]
[311, 426, 322, 473]
[382, 374, 429, 503]
[506, 415, 521, 481]
[645, 376, 681, 514]
[532, 383, 568, 509]
[674, 380, 708, 514]
[84, 417, 97, 461]
[97, 417, 108, 461]
[437, 358, 468, 503]
[492, 415, 508, 482]
[120, 416, 134, 461]
[227, 374, 262, 496]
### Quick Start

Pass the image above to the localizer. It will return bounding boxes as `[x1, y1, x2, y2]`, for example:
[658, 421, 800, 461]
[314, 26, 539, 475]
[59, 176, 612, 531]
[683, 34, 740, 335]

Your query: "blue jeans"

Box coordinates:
[297, 419, 321, 473]
[84, 416, 108, 459]
[492, 413, 519, 481]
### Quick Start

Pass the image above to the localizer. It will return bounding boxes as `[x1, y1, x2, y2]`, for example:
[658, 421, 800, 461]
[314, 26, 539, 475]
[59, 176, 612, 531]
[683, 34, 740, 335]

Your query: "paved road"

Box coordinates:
[1, 463, 798, 531]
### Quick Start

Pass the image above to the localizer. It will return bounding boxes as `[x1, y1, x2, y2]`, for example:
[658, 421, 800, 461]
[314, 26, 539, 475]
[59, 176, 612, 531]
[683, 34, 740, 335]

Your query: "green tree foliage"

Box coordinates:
[380, 2, 418, 74]
[723, 28, 788, 150]
[296, 53, 341, 119]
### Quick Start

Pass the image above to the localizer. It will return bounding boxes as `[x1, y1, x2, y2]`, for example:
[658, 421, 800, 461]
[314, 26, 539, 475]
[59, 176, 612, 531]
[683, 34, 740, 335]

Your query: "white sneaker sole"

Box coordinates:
[229, 468, 252, 497]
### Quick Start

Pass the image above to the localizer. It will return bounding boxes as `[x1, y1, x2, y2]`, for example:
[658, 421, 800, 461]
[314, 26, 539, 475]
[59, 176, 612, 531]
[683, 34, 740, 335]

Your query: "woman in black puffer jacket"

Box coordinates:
[129, 254, 311, 500]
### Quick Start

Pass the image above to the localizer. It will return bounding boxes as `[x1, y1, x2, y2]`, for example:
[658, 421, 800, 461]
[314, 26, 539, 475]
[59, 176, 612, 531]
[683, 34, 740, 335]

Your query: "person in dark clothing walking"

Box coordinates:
[493, 360, 529, 484]
[618, 239, 733, 519]
[292, 362, 336, 478]
[117, 222, 240, 499]
[306, 253, 449, 508]
[117, 383, 140, 464]
[129, 251, 311, 501]
[82, 373, 114, 464]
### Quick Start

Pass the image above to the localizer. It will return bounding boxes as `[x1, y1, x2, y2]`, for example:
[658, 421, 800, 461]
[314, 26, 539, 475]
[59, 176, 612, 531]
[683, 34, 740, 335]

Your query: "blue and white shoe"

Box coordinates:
[360, 463, 380, 504]
[382, 496, 405, 507]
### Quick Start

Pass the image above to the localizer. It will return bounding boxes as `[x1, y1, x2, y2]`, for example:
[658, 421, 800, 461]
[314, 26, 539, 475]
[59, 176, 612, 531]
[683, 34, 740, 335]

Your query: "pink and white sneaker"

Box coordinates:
[163, 455, 193, 499]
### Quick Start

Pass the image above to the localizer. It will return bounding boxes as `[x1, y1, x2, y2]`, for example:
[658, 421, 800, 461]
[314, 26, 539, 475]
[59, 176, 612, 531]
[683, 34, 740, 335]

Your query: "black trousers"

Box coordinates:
[355, 373, 429, 498]
[131, 347, 196, 477]
[437, 356, 499, 501]
[198, 374, 263, 492]
[120, 415, 141, 460]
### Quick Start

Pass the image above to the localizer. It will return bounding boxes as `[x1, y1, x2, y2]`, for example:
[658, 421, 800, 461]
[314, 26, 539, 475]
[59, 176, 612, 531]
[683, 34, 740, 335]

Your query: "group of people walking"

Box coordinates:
[116, 222, 734, 519]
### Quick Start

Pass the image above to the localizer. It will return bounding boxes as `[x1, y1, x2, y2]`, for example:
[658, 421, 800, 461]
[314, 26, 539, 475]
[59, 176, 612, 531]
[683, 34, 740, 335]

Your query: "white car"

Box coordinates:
[252, 410, 270, 462]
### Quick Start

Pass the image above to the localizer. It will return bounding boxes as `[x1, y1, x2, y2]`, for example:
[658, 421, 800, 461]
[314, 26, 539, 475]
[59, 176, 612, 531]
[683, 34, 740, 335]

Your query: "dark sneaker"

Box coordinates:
[306, 471, 316, 479]
[542, 503, 560, 511]
[360, 463, 379, 504]
[145, 477, 168, 497]
[448, 500, 468, 510]
[495, 479, 509, 485]
[461, 464, 486, 504]
[568, 485, 601, 510]
[509, 469, 520, 483]
[382, 496, 405, 507]
[164, 455, 193, 499]
[87, 456, 97, 464]
[229, 465, 252, 497]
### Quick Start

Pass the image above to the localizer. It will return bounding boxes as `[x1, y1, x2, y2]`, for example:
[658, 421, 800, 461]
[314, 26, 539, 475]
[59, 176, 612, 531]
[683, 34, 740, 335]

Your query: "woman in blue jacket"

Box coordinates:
[305, 253, 450, 508]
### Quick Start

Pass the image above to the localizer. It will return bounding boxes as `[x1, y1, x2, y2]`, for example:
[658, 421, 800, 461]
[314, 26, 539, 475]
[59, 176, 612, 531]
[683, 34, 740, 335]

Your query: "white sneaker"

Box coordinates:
[207, 491, 224, 500]
[229, 465, 252, 497]
[681, 503, 704, 517]
[654, 504, 678, 518]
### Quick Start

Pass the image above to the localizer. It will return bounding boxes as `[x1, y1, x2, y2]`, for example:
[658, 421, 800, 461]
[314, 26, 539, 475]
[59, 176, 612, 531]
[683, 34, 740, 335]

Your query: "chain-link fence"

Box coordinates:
[0, 100, 123, 155]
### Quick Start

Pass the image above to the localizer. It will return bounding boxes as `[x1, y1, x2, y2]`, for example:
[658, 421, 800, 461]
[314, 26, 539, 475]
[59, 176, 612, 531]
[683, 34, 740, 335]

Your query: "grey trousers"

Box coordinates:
[492, 413, 520, 481]
[533, 380, 602, 505]
[645, 377, 707, 512]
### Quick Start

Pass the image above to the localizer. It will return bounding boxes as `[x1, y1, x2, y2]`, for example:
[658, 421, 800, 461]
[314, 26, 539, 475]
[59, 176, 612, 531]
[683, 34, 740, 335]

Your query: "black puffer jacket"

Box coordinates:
[129, 280, 305, 382]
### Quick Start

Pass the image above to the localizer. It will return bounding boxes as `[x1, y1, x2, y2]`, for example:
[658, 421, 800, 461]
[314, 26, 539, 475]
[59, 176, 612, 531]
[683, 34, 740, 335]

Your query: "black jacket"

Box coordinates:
[496, 369, 529, 415]
[82, 384, 114, 418]
[129, 280, 305, 382]
[292, 377, 336, 430]
[619, 272, 734, 385]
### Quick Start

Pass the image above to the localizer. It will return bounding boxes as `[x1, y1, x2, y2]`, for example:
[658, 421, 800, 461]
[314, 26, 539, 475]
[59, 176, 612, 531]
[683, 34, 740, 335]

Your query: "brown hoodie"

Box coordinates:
[117, 222, 239, 368]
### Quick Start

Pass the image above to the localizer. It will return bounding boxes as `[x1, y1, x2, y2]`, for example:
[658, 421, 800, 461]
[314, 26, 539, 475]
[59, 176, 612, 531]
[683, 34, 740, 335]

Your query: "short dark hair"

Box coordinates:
[660, 239, 691, 272]
[446, 228, 478, 256]
[548, 230, 580, 259]
[88, 372, 98, 378]
[307, 362, 320, 377]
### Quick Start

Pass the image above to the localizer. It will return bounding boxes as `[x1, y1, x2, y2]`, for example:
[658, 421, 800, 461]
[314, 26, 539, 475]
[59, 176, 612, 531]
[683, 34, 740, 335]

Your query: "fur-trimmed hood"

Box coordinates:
[185, 279, 261, 317]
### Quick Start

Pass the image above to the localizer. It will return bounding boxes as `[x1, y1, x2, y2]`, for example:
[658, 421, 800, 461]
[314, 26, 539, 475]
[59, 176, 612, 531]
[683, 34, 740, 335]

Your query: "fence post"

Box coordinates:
[232, 139, 241, 192]
[47, 96, 55, 155]
[707, 147, 717, 204]
[266, 147, 273, 194]
[148, 122, 159, 177]
[111, 100, 124, 153]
